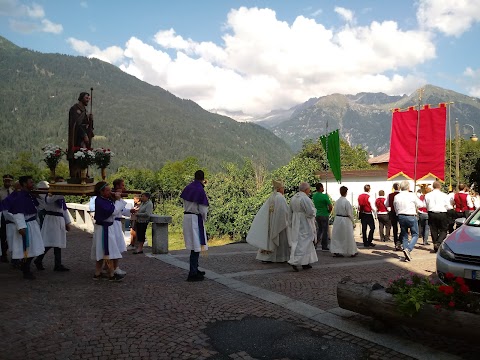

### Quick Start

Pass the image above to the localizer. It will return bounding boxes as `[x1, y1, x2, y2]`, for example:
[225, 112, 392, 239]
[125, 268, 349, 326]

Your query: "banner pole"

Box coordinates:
[413, 88, 423, 191]
[325, 120, 329, 193]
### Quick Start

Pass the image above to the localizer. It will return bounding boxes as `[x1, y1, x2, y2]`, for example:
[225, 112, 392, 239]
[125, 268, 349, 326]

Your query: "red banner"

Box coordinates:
[388, 104, 446, 181]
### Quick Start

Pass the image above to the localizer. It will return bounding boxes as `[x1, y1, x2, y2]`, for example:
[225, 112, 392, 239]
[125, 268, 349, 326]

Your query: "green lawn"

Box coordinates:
[143, 225, 235, 251]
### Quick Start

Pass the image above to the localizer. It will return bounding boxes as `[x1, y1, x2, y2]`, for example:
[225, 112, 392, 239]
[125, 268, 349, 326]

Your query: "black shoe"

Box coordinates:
[291, 265, 299, 272]
[109, 273, 125, 282]
[54, 265, 70, 272]
[23, 272, 36, 280]
[369, 243, 376, 247]
[363, 244, 370, 248]
[394, 246, 403, 251]
[187, 274, 204, 282]
[302, 264, 312, 269]
[333, 253, 344, 258]
[423, 242, 430, 246]
[198, 271, 206, 276]
[34, 260, 45, 271]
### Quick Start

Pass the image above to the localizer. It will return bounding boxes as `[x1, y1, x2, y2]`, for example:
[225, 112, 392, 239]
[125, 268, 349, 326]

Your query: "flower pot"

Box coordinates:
[80, 168, 88, 185]
[49, 167, 56, 183]
[101, 167, 107, 181]
[337, 278, 480, 341]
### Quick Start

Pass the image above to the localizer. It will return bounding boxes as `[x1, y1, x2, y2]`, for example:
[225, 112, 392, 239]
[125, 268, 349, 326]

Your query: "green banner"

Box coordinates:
[320, 129, 341, 183]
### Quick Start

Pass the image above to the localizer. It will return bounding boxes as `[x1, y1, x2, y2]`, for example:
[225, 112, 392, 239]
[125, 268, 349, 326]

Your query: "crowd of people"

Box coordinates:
[0, 174, 154, 281]
[246, 178, 477, 266]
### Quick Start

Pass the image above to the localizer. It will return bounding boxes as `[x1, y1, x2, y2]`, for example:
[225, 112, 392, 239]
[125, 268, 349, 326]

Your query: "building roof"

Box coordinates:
[368, 152, 390, 165]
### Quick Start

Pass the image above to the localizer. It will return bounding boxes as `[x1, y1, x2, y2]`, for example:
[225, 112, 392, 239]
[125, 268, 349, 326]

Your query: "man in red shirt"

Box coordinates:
[358, 184, 376, 247]
[375, 190, 391, 242]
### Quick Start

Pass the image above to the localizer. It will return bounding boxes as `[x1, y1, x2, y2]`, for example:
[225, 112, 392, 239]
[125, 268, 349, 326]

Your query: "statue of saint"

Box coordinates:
[67, 92, 94, 180]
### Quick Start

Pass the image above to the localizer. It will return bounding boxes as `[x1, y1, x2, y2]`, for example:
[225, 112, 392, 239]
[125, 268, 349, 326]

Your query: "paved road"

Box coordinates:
[0, 228, 476, 360]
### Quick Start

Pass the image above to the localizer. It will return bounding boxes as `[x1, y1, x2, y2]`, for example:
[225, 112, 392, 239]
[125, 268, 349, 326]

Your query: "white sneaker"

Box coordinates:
[127, 245, 135, 251]
[114, 267, 127, 275]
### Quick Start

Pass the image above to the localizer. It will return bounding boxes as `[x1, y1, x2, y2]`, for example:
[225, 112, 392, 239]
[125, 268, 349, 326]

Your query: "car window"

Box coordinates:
[466, 210, 480, 226]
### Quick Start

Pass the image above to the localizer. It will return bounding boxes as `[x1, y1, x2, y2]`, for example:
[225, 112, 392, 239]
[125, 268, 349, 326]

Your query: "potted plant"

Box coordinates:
[93, 148, 114, 180]
[73, 147, 95, 184]
[42, 144, 63, 183]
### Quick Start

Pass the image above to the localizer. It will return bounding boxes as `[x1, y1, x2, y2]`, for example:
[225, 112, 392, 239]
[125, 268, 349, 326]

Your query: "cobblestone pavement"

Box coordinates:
[0, 228, 475, 360]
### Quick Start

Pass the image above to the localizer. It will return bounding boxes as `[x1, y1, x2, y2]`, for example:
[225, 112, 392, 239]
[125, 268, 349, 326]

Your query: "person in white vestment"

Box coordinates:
[34, 178, 72, 271]
[330, 186, 358, 257]
[246, 179, 290, 263]
[288, 182, 318, 271]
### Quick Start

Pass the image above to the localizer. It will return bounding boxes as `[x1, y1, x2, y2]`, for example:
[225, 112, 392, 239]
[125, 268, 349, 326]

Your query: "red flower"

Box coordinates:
[455, 277, 465, 285]
[448, 301, 455, 307]
[445, 272, 455, 280]
[460, 284, 470, 294]
[439, 285, 454, 295]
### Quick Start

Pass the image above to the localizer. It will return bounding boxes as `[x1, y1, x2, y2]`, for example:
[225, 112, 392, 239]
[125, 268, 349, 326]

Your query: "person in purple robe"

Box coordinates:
[7, 176, 44, 279]
[91, 181, 125, 281]
[180, 170, 209, 282]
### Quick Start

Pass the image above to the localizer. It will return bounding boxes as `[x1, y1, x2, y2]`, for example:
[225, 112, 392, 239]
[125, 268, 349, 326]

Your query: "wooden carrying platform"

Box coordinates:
[48, 182, 96, 196]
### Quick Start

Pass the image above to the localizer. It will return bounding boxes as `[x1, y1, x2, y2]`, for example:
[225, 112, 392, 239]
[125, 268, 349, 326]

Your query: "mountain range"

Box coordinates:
[255, 86, 480, 153]
[0, 36, 293, 172]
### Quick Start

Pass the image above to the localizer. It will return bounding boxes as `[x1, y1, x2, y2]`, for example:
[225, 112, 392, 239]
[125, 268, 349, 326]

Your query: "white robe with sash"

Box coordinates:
[288, 192, 318, 266]
[41, 195, 71, 248]
[330, 196, 358, 256]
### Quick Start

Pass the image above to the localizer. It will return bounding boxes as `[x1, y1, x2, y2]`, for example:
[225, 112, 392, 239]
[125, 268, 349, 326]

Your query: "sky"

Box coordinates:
[1, 0, 480, 118]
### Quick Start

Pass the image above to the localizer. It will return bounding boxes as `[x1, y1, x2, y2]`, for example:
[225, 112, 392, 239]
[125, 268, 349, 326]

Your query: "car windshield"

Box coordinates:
[466, 209, 480, 227]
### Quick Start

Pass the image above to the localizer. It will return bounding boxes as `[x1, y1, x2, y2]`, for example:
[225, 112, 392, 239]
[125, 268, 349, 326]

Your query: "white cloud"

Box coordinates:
[68, 6, 436, 115]
[335, 7, 354, 23]
[463, 67, 480, 97]
[41, 19, 62, 33]
[67, 37, 124, 63]
[80, 1, 88, 8]
[0, 0, 62, 34]
[417, 0, 480, 36]
[310, 8, 322, 17]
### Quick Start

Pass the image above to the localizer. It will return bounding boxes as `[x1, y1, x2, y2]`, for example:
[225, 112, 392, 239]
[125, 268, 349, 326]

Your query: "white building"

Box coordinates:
[317, 152, 438, 206]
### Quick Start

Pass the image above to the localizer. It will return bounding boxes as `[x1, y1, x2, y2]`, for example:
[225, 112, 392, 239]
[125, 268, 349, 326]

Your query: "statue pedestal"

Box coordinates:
[49, 181, 96, 196]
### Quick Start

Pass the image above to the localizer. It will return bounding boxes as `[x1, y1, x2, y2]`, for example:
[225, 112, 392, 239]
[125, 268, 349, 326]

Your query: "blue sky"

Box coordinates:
[1, 0, 480, 117]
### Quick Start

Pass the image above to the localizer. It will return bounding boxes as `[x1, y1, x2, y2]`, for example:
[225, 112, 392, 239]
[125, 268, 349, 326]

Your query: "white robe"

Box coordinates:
[3, 210, 16, 252]
[91, 200, 126, 261]
[40, 195, 71, 248]
[182, 200, 208, 252]
[11, 213, 44, 259]
[247, 191, 291, 262]
[113, 200, 131, 253]
[288, 192, 318, 266]
[330, 196, 358, 256]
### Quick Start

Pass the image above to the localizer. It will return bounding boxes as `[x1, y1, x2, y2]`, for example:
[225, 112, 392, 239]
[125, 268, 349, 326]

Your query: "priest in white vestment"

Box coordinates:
[246, 180, 290, 263]
[330, 186, 358, 257]
[288, 182, 318, 271]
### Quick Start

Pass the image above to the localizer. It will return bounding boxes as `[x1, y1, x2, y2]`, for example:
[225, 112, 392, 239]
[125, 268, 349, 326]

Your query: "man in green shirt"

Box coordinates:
[312, 183, 332, 251]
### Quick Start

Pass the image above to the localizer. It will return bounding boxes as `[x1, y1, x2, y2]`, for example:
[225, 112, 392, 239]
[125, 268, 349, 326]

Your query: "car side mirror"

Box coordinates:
[455, 218, 466, 226]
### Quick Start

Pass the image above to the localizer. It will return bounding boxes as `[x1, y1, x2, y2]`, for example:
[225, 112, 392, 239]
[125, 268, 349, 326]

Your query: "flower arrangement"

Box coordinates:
[93, 148, 114, 169]
[42, 144, 63, 170]
[386, 272, 480, 317]
[73, 147, 95, 169]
